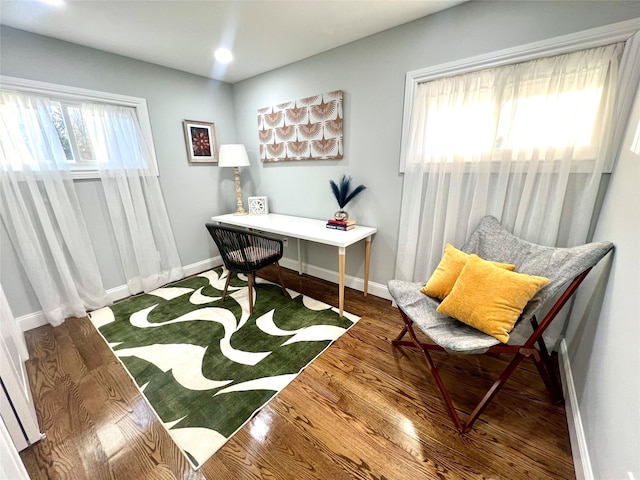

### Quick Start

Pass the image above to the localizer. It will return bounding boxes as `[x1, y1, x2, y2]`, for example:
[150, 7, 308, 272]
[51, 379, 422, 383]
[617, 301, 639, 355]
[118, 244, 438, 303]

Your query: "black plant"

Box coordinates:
[329, 175, 366, 209]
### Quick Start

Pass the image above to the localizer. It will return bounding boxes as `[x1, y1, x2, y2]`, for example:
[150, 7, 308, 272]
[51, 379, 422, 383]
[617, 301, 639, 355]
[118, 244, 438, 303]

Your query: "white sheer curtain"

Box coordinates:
[396, 43, 627, 283]
[0, 92, 108, 326]
[82, 103, 184, 294]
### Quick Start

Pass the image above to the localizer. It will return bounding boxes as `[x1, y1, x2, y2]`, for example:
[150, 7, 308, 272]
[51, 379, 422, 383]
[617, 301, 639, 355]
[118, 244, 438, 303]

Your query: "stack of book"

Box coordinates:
[326, 218, 356, 231]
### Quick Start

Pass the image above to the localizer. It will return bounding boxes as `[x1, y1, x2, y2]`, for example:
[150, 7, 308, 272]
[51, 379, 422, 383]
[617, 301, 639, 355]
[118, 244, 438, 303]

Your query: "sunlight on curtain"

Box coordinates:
[396, 43, 626, 285]
[0, 92, 108, 326]
[631, 119, 640, 154]
[82, 104, 184, 294]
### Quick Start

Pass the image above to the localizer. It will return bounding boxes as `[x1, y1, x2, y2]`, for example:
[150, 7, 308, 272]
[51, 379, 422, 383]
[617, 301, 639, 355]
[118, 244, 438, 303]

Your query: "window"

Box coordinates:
[399, 18, 640, 172]
[415, 80, 606, 162]
[395, 20, 640, 286]
[0, 76, 158, 179]
[417, 95, 495, 157]
[49, 100, 95, 164]
[495, 88, 603, 152]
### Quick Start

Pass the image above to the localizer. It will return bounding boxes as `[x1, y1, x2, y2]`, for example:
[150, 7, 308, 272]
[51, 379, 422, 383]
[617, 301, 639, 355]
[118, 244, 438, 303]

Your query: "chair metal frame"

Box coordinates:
[392, 268, 592, 433]
[206, 223, 288, 314]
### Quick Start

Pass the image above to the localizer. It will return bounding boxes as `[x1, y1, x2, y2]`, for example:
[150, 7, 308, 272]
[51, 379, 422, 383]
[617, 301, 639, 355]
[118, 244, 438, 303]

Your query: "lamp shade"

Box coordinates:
[218, 144, 250, 167]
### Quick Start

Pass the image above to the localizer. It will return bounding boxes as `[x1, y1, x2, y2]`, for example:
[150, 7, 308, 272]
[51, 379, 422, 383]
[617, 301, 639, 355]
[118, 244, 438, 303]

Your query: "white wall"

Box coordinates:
[0, 27, 238, 317]
[565, 84, 640, 479]
[231, 0, 640, 287]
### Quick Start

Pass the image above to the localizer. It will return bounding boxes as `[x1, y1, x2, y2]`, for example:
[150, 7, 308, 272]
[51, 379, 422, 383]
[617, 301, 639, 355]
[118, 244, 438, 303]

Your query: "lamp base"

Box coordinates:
[233, 166, 248, 216]
[234, 207, 248, 216]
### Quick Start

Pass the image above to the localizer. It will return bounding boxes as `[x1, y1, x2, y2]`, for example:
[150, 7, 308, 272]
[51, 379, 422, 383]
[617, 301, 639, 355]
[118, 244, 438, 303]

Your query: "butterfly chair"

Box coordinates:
[388, 216, 613, 433]
[206, 223, 288, 314]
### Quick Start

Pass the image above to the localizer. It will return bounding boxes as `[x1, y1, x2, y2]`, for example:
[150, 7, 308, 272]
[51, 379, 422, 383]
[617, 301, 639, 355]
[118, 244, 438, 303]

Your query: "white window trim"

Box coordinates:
[399, 18, 640, 173]
[0, 75, 159, 179]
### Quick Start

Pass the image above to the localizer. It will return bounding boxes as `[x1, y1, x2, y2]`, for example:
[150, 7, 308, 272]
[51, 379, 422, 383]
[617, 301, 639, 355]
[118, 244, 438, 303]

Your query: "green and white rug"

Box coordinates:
[89, 267, 358, 469]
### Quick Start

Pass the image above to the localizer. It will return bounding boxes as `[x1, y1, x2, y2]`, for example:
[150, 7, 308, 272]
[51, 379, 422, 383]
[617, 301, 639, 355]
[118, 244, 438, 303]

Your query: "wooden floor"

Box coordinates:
[20, 266, 575, 479]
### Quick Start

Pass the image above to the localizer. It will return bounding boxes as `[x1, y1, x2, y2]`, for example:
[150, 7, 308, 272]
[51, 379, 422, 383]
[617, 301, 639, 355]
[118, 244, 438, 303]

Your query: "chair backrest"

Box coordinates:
[205, 223, 283, 274]
[461, 216, 613, 322]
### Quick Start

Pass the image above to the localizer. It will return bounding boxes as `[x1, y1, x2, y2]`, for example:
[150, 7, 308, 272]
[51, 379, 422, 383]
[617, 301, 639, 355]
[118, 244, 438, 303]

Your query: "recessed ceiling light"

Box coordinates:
[39, 0, 65, 6]
[214, 48, 233, 63]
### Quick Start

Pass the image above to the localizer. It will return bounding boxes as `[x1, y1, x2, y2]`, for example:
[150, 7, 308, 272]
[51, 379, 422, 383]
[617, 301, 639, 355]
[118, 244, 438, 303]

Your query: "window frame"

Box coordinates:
[399, 18, 640, 173]
[0, 76, 159, 179]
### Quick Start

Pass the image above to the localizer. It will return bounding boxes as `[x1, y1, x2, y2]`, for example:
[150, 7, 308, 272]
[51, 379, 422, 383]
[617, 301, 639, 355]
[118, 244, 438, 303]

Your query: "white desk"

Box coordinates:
[210, 213, 377, 316]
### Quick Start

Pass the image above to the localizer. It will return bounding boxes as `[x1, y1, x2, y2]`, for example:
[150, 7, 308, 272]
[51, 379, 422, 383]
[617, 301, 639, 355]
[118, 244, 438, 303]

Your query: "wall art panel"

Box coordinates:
[257, 90, 343, 162]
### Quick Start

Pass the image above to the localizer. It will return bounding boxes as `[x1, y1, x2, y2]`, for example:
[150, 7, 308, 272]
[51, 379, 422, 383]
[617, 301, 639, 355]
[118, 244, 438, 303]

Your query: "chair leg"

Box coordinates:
[222, 270, 232, 301]
[530, 317, 563, 404]
[391, 308, 413, 344]
[410, 326, 465, 433]
[274, 261, 289, 298]
[247, 272, 255, 315]
[463, 353, 526, 432]
[392, 310, 464, 432]
[392, 308, 531, 433]
[532, 354, 562, 404]
[393, 325, 409, 343]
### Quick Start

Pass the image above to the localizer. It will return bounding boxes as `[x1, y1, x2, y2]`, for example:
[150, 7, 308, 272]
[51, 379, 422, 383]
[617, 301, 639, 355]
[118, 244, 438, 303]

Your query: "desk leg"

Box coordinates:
[364, 236, 372, 297]
[297, 239, 303, 275]
[338, 246, 346, 317]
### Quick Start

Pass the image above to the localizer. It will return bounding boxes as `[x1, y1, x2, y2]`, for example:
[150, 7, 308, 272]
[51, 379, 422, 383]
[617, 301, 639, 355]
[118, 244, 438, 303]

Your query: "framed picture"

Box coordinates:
[183, 120, 218, 163]
[248, 196, 269, 215]
[257, 90, 343, 162]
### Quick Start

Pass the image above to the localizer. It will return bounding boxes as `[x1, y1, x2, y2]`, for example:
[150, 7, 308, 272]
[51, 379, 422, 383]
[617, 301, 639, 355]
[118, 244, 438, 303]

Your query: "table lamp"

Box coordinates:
[219, 144, 250, 215]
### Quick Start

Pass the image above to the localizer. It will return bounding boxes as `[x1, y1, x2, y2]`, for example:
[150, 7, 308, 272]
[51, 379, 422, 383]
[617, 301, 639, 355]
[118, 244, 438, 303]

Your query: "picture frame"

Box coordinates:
[257, 90, 343, 162]
[248, 196, 269, 215]
[183, 120, 218, 163]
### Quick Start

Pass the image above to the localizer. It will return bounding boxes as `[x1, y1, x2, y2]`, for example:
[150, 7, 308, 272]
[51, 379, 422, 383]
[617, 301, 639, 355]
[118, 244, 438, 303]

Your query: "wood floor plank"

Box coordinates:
[207, 411, 355, 480]
[18, 446, 48, 480]
[305, 350, 530, 478]
[330, 326, 573, 475]
[77, 361, 144, 423]
[64, 316, 118, 370]
[19, 266, 575, 479]
[142, 464, 180, 480]
[274, 384, 464, 480]
[24, 434, 87, 480]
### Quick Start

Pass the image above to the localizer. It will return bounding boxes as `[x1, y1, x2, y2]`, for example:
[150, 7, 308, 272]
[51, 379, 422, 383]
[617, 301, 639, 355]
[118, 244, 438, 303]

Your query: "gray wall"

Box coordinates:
[0, 26, 238, 317]
[231, 0, 640, 287]
[565, 86, 640, 478]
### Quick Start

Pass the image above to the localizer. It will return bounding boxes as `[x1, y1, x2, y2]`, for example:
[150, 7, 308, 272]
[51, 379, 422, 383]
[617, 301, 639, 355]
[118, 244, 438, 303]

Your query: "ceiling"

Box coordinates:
[0, 0, 465, 84]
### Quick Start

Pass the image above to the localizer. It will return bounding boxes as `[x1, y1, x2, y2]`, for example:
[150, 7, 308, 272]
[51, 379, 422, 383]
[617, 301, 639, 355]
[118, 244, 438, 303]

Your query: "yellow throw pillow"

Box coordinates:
[436, 254, 549, 343]
[421, 244, 515, 300]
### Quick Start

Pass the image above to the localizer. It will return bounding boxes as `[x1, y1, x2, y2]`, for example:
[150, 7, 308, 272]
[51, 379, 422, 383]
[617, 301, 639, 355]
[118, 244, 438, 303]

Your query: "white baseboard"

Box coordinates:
[183, 256, 222, 277]
[279, 257, 391, 301]
[17, 257, 223, 332]
[16, 255, 389, 330]
[105, 284, 131, 304]
[16, 311, 48, 333]
[559, 339, 593, 480]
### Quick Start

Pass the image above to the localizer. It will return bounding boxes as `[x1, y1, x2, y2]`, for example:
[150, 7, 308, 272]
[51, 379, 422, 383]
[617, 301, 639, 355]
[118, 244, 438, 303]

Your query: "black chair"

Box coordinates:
[205, 223, 288, 314]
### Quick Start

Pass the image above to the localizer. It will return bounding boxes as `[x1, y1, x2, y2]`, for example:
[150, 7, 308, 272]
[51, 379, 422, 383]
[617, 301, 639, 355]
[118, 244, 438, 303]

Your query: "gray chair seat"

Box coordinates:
[388, 279, 500, 354]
